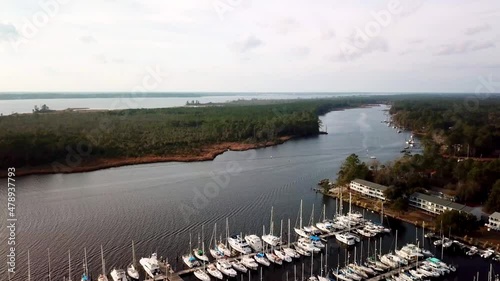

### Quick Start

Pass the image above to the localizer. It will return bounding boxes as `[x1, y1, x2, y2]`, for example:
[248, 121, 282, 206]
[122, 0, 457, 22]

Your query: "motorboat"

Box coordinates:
[110, 269, 128, 281]
[230, 260, 248, 273]
[244, 234, 263, 252]
[481, 249, 495, 258]
[262, 233, 281, 247]
[207, 264, 223, 280]
[297, 238, 320, 253]
[140, 253, 161, 278]
[193, 269, 211, 281]
[228, 234, 252, 254]
[241, 256, 259, 270]
[266, 252, 283, 265]
[254, 252, 270, 266]
[467, 246, 479, 256]
[274, 249, 292, 262]
[216, 260, 237, 277]
[283, 247, 300, 258]
[308, 235, 325, 248]
[335, 233, 355, 246]
[294, 245, 311, 256]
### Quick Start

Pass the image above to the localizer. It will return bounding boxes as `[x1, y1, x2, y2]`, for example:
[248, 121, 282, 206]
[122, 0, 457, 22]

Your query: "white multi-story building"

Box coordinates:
[409, 192, 479, 220]
[486, 212, 500, 231]
[349, 179, 388, 201]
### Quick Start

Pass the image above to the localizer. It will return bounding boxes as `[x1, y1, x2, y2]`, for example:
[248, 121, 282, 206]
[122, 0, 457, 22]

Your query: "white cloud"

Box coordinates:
[0, 0, 499, 92]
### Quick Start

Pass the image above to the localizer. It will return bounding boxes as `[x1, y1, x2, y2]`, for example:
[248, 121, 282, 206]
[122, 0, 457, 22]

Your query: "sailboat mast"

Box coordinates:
[299, 200, 303, 228]
[395, 230, 398, 251]
[270, 206, 274, 235]
[84, 248, 88, 275]
[101, 245, 106, 276]
[322, 204, 326, 221]
[27, 250, 31, 281]
[132, 240, 136, 266]
[280, 219, 283, 248]
[68, 250, 72, 281]
[288, 219, 291, 246]
[47, 248, 52, 281]
[310, 249, 314, 277]
[422, 222, 425, 249]
[226, 218, 229, 247]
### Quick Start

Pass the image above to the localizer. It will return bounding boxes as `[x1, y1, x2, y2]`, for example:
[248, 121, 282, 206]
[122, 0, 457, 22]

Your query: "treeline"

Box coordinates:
[0, 99, 369, 170]
[390, 97, 500, 158]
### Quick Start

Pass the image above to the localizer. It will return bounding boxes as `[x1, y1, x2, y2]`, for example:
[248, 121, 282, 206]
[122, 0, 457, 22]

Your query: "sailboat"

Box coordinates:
[206, 263, 223, 280]
[283, 219, 300, 258]
[262, 206, 280, 247]
[127, 241, 140, 280]
[307, 249, 318, 281]
[183, 233, 201, 267]
[193, 228, 209, 262]
[193, 257, 211, 281]
[97, 245, 109, 281]
[209, 224, 225, 259]
[274, 220, 293, 262]
[81, 248, 90, 281]
[216, 218, 232, 257]
[294, 200, 309, 238]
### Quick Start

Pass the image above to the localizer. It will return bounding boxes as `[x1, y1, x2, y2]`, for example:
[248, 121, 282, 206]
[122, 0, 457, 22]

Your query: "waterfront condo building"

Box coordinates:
[486, 212, 500, 231]
[408, 192, 480, 220]
[349, 179, 388, 201]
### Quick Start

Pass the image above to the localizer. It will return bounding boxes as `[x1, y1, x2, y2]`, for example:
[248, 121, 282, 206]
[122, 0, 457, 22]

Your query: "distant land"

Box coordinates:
[0, 92, 480, 100]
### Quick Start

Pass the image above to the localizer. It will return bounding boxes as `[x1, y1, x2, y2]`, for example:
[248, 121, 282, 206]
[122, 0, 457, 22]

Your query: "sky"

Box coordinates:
[0, 0, 499, 92]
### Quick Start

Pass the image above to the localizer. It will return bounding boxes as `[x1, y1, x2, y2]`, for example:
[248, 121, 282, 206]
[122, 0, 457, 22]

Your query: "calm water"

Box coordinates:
[0, 105, 497, 281]
[0, 93, 358, 115]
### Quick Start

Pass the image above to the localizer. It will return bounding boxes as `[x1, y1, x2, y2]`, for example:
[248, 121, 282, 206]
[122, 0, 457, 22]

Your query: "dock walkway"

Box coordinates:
[365, 262, 417, 281]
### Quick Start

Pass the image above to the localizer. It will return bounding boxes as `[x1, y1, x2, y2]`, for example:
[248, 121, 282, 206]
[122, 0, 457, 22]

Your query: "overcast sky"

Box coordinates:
[1, 0, 499, 92]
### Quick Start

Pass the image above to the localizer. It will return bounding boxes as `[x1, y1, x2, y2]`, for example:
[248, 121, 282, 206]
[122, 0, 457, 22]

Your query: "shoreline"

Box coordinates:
[7, 136, 297, 178]
[322, 187, 500, 251]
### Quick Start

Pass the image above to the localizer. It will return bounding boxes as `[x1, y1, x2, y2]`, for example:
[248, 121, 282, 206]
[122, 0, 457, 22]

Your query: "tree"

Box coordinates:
[435, 210, 478, 236]
[391, 197, 408, 213]
[337, 154, 371, 186]
[485, 180, 500, 213]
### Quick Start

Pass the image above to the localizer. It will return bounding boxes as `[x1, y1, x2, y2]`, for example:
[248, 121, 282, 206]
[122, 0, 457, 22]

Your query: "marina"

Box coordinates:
[3, 106, 499, 281]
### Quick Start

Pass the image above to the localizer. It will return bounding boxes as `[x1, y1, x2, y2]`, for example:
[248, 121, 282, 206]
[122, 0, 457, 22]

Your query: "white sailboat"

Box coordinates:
[193, 258, 211, 281]
[110, 269, 128, 281]
[209, 224, 225, 259]
[140, 253, 161, 278]
[127, 241, 140, 280]
[230, 259, 248, 273]
[183, 233, 201, 268]
[207, 263, 223, 279]
[254, 252, 271, 266]
[294, 200, 309, 238]
[216, 218, 232, 257]
[241, 256, 259, 270]
[262, 206, 281, 247]
[274, 220, 293, 262]
[97, 245, 109, 281]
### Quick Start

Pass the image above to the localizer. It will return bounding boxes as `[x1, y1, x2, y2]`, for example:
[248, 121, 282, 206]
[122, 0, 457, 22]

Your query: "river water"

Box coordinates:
[0, 105, 497, 281]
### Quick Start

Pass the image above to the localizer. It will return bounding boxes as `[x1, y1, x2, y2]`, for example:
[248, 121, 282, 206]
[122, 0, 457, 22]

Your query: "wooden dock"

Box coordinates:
[365, 262, 417, 281]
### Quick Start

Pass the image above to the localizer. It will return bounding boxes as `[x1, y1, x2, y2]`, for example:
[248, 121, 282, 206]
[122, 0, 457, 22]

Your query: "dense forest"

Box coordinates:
[390, 97, 500, 158]
[335, 96, 500, 213]
[0, 98, 373, 171]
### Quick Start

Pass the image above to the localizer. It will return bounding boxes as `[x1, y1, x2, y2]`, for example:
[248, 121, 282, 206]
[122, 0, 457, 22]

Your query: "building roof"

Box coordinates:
[490, 212, 500, 220]
[410, 192, 473, 214]
[351, 179, 389, 191]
